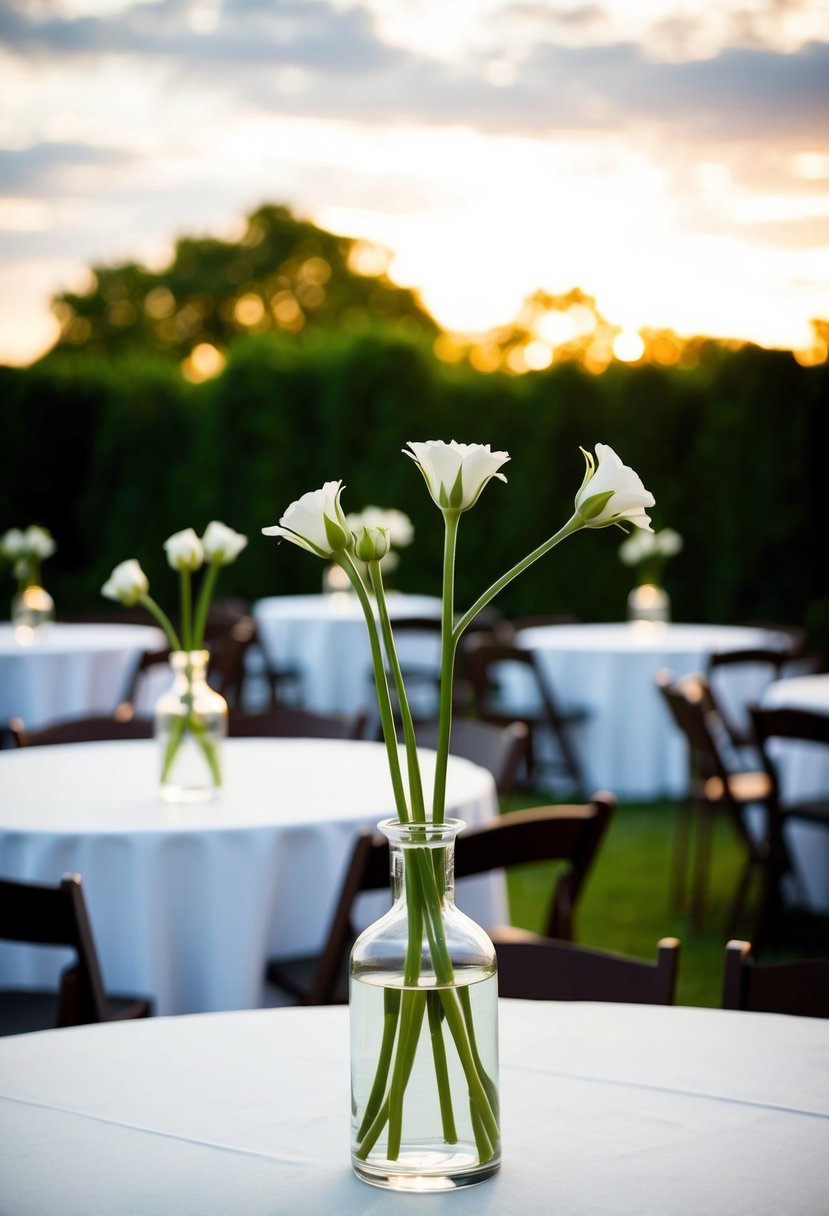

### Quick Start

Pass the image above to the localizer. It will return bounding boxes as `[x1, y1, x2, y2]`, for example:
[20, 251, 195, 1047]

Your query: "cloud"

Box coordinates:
[0, 142, 132, 195]
[1, 0, 827, 148]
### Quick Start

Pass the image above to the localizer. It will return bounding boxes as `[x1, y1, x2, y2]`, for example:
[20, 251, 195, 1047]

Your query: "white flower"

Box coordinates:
[404, 441, 510, 512]
[656, 527, 683, 557]
[164, 527, 204, 573]
[202, 520, 248, 565]
[346, 506, 414, 549]
[262, 480, 351, 558]
[574, 444, 654, 531]
[0, 528, 26, 558]
[619, 530, 656, 566]
[23, 525, 56, 559]
[101, 559, 149, 606]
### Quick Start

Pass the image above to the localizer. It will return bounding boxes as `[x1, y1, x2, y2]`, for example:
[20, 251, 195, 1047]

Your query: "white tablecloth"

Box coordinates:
[513, 622, 790, 801]
[0, 622, 165, 729]
[253, 593, 443, 715]
[0, 738, 502, 1015]
[761, 674, 829, 912]
[1, 1001, 826, 1215]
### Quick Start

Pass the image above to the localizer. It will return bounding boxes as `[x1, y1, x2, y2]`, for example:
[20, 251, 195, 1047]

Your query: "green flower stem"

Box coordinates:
[356, 988, 401, 1141]
[386, 875, 424, 1159]
[139, 594, 181, 653]
[438, 986, 500, 1155]
[453, 514, 584, 643]
[427, 991, 458, 1144]
[180, 570, 193, 653]
[192, 559, 221, 650]
[338, 550, 410, 824]
[368, 561, 426, 825]
[432, 511, 460, 827]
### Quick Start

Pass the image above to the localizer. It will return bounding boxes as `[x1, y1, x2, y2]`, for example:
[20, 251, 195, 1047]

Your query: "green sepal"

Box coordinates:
[323, 512, 350, 552]
[448, 465, 465, 510]
[577, 489, 614, 522]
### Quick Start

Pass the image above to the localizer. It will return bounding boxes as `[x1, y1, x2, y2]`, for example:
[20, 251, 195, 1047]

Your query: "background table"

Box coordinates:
[0, 622, 165, 729]
[761, 673, 829, 912]
[0, 738, 501, 1015]
[1, 1000, 826, 1215]
[513, 622, 790, 801]
[253, 593, 442, 715]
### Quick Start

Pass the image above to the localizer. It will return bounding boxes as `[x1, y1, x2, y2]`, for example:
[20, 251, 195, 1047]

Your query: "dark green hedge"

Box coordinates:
[1, 332, 826, 649]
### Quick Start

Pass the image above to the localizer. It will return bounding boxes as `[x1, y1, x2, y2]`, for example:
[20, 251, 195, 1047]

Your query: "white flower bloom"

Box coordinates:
[574, 444, 654, 531]
[23, 525, 56, 559]
[101, 559, 149, 606]
[404, 440, 510, 512]
[202, 520, 248, 565]
[346, 506, 414, 549]
[0, 528, 26, 558]
[164, 527, 204, 573]
[262, 480, 351, 558]
[656, 527, 683, 557]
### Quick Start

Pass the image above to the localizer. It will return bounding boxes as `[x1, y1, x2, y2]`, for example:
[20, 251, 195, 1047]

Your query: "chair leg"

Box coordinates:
[690, 805, 714, 932]
[671, 799, 694, 914]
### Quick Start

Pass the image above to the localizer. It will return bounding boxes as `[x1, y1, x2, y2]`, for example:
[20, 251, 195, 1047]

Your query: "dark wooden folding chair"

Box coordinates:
[722, 940, 829, 1018]
[414, 718, 529, 801]
[227, 706, 368, 740]
[267, 794, 615, 1005]
[707, 643, 819, 754]
[746, 704, 829, 946]
[462, 635, 588, 794]
[10, 708, 153, 747]
[656, 670, 773, 938]
[494, 935, 680, 1004]
[0, 873, 152, 1035]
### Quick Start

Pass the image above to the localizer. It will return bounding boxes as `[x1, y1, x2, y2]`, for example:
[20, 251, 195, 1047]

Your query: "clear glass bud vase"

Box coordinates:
[154, 650, 227, 803]
[350, 818, 501, 1192]
[627, 582, 670, 624]
[11, 584, 55, 641]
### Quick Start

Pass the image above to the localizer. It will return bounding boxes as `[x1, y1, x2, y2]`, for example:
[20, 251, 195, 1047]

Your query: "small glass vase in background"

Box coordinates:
[350, 818, 501, 1192]
[627, 582, 670, 624]
[154, 650, 227, 803]
[11, 583, 55, 642]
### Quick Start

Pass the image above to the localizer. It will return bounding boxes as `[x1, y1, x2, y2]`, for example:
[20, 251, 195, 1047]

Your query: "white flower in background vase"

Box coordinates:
[619, 526, 683, 624]
[1, 523, 58, 634]
[101, 519, 248, 802]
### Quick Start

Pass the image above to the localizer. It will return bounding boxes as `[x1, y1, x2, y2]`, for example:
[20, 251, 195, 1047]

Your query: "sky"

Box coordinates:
[1, 0, 828, 365]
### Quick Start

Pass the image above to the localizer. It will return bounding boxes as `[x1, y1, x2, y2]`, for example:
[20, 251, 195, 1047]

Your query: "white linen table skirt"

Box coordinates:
[0, 738, 502, 1014]
[0, 622, 165, 729]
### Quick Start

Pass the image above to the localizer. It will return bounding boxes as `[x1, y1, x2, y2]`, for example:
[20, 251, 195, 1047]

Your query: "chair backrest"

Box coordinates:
[120, 646, 173, 707]
[656, 670, 734, 789]
[227, 707, 368, 740]
[414, 718, 529, 799]
[462, 636, 566, 724]
[305, 795, 615, 1004]
[0, 873, 110, 1025]
[707, 645, 806, 747]
[11, 710, 153, 748]
[494, 935, 680, 1004]
[205, 615, 258, 707]
[748, 704, 829, 806]
[722, 939, 829, 1017]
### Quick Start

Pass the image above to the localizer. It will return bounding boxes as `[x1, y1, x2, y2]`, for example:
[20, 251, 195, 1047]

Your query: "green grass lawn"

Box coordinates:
[503, 795, 747, 1008]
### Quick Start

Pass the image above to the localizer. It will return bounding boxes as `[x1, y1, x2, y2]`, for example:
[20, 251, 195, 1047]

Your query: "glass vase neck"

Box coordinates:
[169, 649, 209, 673]
[379, 818, 465, 904]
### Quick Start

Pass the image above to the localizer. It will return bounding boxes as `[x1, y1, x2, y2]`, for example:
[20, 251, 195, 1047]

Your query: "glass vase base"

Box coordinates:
[353, 1150, 500, 1192]
[159, 783, 220, 805]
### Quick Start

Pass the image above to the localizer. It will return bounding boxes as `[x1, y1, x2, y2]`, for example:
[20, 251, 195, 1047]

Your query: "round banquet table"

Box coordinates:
[0, 738, 502, 1016]
[512, 621, 791, 801]
[1, 1000, 827, 1216]
[761, 674, 829, 913]
[0, 622, 165, 730]
[253, 593, 443, 715]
